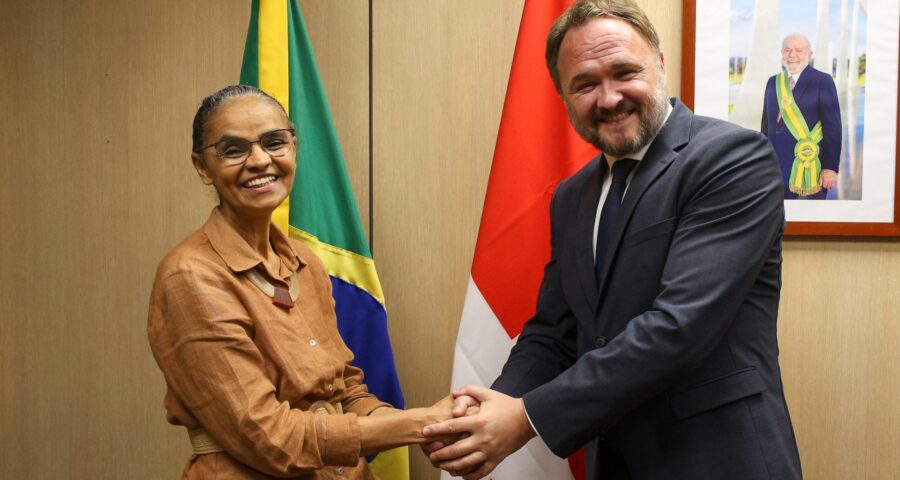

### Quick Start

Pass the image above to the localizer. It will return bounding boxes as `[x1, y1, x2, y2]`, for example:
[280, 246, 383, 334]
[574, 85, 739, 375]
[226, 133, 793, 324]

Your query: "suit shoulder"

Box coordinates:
[806, 67, 833, 80]
[556, 155, 602, 198]
[689, 115, 767, 146]
[680, 115, 778, 179]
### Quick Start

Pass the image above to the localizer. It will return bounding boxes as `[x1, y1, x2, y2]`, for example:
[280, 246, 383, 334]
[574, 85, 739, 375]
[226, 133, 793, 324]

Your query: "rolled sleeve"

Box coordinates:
[317, 412, 363, 466]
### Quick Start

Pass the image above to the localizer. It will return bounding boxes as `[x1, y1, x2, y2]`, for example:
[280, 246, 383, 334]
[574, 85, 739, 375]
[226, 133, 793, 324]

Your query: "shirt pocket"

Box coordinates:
[668, 367, 765, 420]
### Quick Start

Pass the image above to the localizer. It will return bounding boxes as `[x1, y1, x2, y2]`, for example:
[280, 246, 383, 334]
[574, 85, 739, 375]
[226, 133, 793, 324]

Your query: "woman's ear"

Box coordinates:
[191, 153, 214, 186]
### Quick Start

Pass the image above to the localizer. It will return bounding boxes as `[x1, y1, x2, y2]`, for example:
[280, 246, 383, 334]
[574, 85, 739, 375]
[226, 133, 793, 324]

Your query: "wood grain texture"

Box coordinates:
[371, 1, 524, 477]
[0, 1, 244, 477]
[0, 0, 367, 478]
[780, 240, 900, 480]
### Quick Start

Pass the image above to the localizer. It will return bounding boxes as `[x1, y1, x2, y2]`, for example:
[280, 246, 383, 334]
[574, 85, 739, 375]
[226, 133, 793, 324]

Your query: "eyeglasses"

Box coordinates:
[198, 128, 296, 166]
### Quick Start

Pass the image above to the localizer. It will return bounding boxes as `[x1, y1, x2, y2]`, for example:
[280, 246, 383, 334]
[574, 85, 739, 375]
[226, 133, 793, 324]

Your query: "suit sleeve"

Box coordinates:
[521, 130, 785, 457]
[491, 187, 579, 396]
[818, 73, 842, 172]
[761, 79, 772, 136]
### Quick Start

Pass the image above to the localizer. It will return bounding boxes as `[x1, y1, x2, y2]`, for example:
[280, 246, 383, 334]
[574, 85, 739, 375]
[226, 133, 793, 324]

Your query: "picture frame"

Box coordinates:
[681, 0, 900, 236]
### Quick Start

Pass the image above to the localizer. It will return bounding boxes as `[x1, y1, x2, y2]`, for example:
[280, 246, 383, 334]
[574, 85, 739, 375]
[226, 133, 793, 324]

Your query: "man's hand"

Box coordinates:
[452, 393, 479, 417]
[419, 395, 480, 468]
[422, 385, 536, 479]
[821, 169, 837, 189]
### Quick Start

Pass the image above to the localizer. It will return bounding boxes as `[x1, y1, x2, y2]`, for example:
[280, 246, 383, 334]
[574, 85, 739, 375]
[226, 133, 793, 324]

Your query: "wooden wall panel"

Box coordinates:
[0, 1, 367, 478]
[0, 2, 245, 477]
[371, 1, 524, 477]
[780, 241, 900, 480]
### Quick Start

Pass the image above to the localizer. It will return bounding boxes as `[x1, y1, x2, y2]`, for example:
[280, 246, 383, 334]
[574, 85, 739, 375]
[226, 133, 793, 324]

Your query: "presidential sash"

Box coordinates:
[775, 71, 824, 196]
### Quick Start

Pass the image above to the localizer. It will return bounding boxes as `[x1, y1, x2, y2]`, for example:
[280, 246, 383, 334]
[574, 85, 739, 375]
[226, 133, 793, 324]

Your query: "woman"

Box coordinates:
[148, 85, 453, 479]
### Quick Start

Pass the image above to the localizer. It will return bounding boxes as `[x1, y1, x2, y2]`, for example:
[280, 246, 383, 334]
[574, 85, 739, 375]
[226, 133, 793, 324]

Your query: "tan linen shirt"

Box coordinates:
[148, 208, 389, 479]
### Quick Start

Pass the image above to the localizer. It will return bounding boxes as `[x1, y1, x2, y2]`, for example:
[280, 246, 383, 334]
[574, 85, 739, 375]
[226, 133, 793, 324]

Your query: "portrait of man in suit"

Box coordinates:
[761, 33, 842, 200]
[422, 1, 802, 479]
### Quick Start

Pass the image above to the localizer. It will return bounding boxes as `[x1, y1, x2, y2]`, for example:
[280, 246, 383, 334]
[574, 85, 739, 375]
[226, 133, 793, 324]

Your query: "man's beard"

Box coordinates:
[569, 80, 670, 157]
[784, 61, 808, 74]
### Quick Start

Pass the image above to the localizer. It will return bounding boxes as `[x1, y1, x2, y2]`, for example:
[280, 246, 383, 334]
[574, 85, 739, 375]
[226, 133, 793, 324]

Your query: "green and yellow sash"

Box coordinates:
[775, 71, 824, 195]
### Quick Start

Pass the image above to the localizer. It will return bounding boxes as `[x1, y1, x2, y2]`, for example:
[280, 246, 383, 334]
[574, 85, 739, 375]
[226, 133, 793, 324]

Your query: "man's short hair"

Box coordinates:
[782, 33, 812, 51]
[546, 0, 661, 93]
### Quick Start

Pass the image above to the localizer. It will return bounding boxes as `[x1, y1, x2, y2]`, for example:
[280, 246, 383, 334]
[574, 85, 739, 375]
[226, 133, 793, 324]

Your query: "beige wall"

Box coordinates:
[0, 1, 896, 479]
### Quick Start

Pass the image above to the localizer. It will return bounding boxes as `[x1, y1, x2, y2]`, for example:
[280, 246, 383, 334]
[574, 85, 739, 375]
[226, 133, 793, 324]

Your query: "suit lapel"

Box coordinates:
[595, 100, 692, 304]
[792, 65, 813, 101]
[574, 157, 606, 314]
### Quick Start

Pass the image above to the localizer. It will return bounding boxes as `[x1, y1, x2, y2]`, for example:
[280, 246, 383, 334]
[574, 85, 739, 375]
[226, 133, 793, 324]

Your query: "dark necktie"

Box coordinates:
[595, 159, 638, 284]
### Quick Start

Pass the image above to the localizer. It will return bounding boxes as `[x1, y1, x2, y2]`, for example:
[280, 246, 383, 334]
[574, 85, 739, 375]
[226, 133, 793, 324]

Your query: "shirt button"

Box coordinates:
[308, 339, 318, 347]
[335, 467, 344, 475]
[326, 383, 334, 392]
[594, 336, 607, 347]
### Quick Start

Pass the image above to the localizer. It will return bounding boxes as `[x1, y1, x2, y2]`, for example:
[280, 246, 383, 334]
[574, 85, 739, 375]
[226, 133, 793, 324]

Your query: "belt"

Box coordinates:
[188, 401, 344, 455]
[189, 428, 224, 455]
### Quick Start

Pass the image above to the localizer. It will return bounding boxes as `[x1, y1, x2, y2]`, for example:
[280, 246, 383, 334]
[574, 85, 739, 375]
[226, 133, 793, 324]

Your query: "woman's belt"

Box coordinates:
[188, 401, 344, 455]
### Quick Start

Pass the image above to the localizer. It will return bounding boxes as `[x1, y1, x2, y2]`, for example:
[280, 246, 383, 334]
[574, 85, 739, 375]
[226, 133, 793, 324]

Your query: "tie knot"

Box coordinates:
[610, 159, 638, 184]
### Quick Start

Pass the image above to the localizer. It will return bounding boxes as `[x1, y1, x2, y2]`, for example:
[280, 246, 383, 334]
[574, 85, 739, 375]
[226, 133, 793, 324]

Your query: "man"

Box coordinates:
[423, 1, 802, 479]
[762, 33, 841, 199]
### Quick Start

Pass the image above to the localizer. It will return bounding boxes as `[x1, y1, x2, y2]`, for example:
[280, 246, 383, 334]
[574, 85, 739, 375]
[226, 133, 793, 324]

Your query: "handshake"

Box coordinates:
[418, 385, 537, 479]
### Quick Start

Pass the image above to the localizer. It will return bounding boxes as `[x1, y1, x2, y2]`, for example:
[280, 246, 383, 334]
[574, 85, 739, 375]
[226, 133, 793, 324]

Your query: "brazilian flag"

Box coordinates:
[239, 1, 408, 478]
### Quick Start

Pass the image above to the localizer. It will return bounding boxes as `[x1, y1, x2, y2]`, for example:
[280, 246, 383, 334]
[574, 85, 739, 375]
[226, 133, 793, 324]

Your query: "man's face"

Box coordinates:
[556, 17, 669, 157]
[781, 37, 812, 75]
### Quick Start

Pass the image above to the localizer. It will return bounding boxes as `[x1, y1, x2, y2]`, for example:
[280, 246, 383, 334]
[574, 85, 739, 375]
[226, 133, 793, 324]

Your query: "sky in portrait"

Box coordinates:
[730, 0, 868, 59]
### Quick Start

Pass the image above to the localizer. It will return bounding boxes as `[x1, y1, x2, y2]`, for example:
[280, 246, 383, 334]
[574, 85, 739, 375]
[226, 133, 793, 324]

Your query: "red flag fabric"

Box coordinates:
[448, 1, 597, 478]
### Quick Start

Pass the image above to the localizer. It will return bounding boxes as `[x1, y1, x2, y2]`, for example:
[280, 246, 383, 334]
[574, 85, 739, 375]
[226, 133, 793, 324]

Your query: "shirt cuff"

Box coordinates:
[522, 402, 549, 447]
[316, 412, 362, 466]
[343, 396, 393, 417]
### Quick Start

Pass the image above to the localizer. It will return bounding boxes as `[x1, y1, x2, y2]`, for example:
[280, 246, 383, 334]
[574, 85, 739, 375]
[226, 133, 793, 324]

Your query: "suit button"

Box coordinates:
[594, 336, 607, 347]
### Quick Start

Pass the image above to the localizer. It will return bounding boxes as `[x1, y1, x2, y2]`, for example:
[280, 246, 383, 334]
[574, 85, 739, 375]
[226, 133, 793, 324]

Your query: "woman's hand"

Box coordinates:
[419, 394, 480, 470]
[357, 395, 477, 456]
[427, 395, 455, 422]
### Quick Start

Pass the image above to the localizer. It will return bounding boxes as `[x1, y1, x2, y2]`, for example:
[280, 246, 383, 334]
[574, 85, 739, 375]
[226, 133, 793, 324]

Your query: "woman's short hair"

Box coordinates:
[191, 85, 288, 153]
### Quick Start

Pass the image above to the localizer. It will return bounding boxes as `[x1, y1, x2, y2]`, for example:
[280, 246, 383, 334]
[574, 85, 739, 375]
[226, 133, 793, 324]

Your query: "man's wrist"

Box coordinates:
[518, 398, 538, 441]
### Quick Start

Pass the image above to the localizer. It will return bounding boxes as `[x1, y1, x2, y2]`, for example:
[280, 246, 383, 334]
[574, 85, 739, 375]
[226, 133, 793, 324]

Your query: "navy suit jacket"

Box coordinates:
[492, 100, 802, 479]
[761, 65, 841, 199]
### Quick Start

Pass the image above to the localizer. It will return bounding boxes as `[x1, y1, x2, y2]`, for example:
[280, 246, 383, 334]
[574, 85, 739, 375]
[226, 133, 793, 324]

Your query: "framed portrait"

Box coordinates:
[681, 0, 900, 236]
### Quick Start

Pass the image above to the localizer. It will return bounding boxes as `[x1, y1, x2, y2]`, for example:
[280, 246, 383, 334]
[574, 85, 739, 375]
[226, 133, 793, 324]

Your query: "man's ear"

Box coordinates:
[658, 52, 666, 74]
[191, 153, 214, 186]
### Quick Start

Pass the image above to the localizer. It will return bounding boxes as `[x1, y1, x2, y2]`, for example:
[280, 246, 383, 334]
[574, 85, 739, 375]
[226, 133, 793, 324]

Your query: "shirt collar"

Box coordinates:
[604, 100, 674, 168]
[202, 207, 305, 277]
[788, 64, 808, 83]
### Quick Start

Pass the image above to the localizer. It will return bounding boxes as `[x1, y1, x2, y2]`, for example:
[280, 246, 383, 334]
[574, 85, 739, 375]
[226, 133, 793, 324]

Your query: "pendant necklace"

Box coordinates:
[245, 268, 299, 309]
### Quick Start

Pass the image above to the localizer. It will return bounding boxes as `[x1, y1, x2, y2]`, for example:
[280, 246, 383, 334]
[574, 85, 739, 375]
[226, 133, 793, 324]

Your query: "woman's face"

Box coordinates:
[192, 95, 296, 225]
